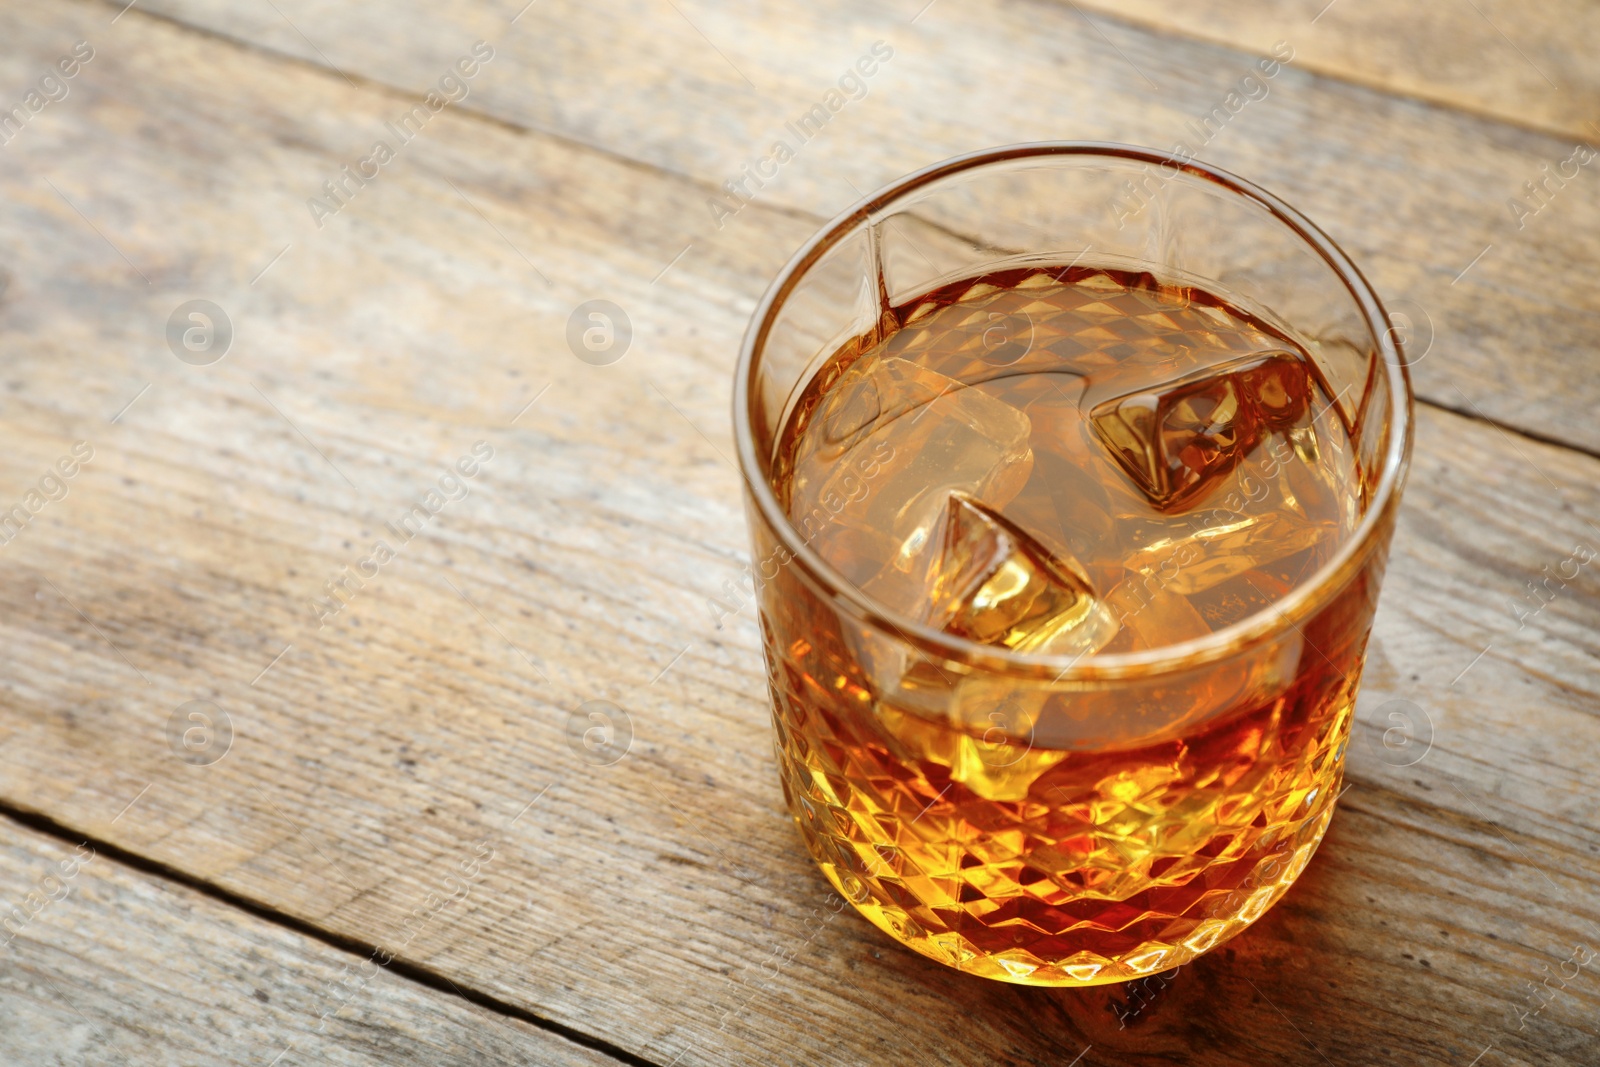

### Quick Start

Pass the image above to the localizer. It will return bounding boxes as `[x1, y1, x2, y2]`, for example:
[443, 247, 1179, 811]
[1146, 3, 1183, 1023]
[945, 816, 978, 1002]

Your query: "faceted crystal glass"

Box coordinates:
[733, 143, 1414, 986]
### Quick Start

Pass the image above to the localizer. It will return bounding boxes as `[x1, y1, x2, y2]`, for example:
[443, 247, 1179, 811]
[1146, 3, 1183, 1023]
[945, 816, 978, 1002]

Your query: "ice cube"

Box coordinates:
[1117, 509, 1339, 599]
[1187, 566, 1296, 631]
[1088, 350, 1315, 511]
[881, 493, 1118, 657]
[1111, 431, 1344, 600]
[791, 357, 1034, 584]
[1103, 572, 1212, 651]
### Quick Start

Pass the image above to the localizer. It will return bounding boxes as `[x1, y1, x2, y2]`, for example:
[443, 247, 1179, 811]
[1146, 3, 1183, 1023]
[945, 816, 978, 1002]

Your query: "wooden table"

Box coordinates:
[1, 1, 1596, 1063]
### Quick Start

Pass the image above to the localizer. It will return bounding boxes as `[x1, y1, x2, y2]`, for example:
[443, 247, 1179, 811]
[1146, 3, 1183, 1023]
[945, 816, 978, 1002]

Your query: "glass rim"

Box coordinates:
[733, 141, 1414, 681]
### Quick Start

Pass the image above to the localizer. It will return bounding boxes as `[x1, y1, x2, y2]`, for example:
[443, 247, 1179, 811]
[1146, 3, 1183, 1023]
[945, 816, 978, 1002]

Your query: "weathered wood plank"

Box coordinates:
[0, 815, 626, 1066]
[125, 0, 1600, 453]
[0, 3, 1595, 1066]
[1071, 0, 1600, 142]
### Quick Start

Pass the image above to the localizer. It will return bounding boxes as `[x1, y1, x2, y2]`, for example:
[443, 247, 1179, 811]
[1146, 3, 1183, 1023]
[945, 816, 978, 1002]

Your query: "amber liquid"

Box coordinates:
[764, 264, 1369, 985]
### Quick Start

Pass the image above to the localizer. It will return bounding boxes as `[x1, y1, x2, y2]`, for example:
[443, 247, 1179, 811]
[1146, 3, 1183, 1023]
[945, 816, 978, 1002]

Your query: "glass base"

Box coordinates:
[772, 660, 1351, 987]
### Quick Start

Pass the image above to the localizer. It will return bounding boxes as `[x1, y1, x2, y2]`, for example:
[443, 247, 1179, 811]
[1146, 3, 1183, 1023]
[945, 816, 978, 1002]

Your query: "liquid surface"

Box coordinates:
[778, 264, 1361, 654]
[764, 265, 1368, 984]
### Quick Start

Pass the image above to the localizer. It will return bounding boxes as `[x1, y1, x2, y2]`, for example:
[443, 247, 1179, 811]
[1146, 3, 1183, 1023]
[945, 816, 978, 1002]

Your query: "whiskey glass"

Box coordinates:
[733, 143, 1413, 986]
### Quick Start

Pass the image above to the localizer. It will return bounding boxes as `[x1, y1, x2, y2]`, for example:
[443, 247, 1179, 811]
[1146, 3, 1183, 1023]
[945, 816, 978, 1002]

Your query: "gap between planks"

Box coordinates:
[0, 802, 657, 1067]
[1057, 0, 1596, 148]
[94, 0, 1600, 469]
[7, 770, 1591, 1064]
[102, 0, 828, 234]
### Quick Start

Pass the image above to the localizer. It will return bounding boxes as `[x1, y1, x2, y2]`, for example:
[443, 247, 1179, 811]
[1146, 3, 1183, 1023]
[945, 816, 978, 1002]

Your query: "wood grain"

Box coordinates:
[0, 815, 624, 1066]
[125, 0, 1600, 453]
[0, 2, 1594, 1066]
[1071, 0, 1600, 141]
